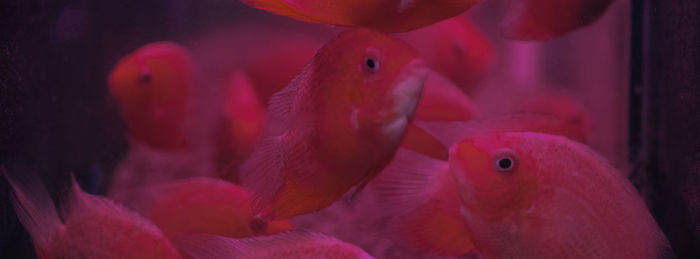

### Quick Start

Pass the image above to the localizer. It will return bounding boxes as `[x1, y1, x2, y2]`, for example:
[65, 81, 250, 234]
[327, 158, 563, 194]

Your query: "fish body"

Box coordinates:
[108, 42, 195, 150]
[178, 230, 373, 259]
[501, 0, 615, 40]
[400, 16, 493, 94]
[215, 72, 267, 182]
[243, 36, 321, 105]
[241, 29, 429, 219]
[241, 0, 481, 32]
[449, 132, 670, 258]
[6, 172, 180, 259]
[141, 177, 293, 241]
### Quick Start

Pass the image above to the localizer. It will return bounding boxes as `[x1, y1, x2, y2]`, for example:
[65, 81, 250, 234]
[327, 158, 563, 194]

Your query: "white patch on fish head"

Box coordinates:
[389, 59, 428, 120]
[380, 115, 408, 141]
[351, 107, 360, 131]
[398, 0, 416, 13]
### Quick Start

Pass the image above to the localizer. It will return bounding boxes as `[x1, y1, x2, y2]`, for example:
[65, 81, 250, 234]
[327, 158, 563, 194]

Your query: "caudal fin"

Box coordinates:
[3, 167, 64, 253]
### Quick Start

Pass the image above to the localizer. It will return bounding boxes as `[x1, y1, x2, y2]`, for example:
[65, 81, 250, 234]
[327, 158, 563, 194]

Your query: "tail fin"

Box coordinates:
[3, 167, 64, 253]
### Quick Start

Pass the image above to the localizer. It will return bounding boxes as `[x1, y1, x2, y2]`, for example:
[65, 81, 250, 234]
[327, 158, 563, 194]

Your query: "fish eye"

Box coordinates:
[493, 149, 519, 173]
[139, 71, 151, 83]
[364, 57, 379, 72]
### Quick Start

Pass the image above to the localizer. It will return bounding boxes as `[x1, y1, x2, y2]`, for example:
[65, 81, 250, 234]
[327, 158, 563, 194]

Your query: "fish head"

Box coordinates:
[448, 132, 541, 220]
[315, 29, 429, 137]
[108, 42, 194, 111]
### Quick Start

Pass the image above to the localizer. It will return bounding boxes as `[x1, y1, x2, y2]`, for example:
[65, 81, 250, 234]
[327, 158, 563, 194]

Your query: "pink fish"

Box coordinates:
[501, 0, 615, 40]
[240, 0, 482, 32]
[108, 42, 195, 150]
[214, 72, 267, 182]
[399, 16, 494, 94]
[240, 29, 429, 220]
[449, 132, 670, 258]
[177, 230, 373, 259]
[6, 172, 180, 259]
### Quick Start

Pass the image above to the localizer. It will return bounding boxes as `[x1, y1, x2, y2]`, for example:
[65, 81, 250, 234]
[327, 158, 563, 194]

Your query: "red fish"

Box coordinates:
[501, 0, 615, 40]
[243, 36, 321, 105]
[400, 72, 478, 160]
[399, 16, 494, 94]
[108, 42, 195, 150]
[240, 29, 429, 220]
[449, 132, 670, 258]
[214, 72, 267, 182]
[6, 172, 180, 259]
[138, 178, 293, 241]
[240, 0, 481, 32]
[177, 230, 373, 259]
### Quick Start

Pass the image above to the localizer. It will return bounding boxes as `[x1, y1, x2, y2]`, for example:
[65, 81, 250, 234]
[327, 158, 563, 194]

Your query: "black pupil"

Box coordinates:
[498, 158, 512, 169]
[140, 72, 151, 83]
[366, 58, 376, 70]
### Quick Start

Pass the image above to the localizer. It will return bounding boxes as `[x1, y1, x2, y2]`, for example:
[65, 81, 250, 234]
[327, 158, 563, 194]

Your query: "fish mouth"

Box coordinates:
[389, 59, 429, 120]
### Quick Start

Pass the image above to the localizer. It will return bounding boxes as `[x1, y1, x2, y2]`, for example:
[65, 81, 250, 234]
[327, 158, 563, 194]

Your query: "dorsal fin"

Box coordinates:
[3, 167, 64, 253]
[264, 61, 314, 136]
[370, 148, 449, 215]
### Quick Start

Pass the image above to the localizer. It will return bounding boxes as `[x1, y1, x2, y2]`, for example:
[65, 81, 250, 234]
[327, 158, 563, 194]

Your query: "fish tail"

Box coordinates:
[3, 167, 64, 254]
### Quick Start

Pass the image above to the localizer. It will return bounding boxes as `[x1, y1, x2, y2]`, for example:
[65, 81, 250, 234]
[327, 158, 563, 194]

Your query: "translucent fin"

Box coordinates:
[370, 148, 448, 215]
[3, 168, 64, 252]
[239, 135, 285, 216]
[177, 230, 351, 259]
[264, 61, 313, 136]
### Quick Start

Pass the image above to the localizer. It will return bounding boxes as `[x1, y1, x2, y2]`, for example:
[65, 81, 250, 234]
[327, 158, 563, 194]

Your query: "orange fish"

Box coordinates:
[240, 29, 429, 220]
[177, 230, 373, 259]
[108, 42, 195, 150]
[240, 0, 481, 32]
[501, 0, 615, 40]
[136, 178, 292, 241]
[448, 132, 670, 258]
[370, 148, 475, 256]
[399, 16, 494, 94]
[5, 172, 180, 259]
[401, 72, 478, 160]
[214, 72, 267, 182]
